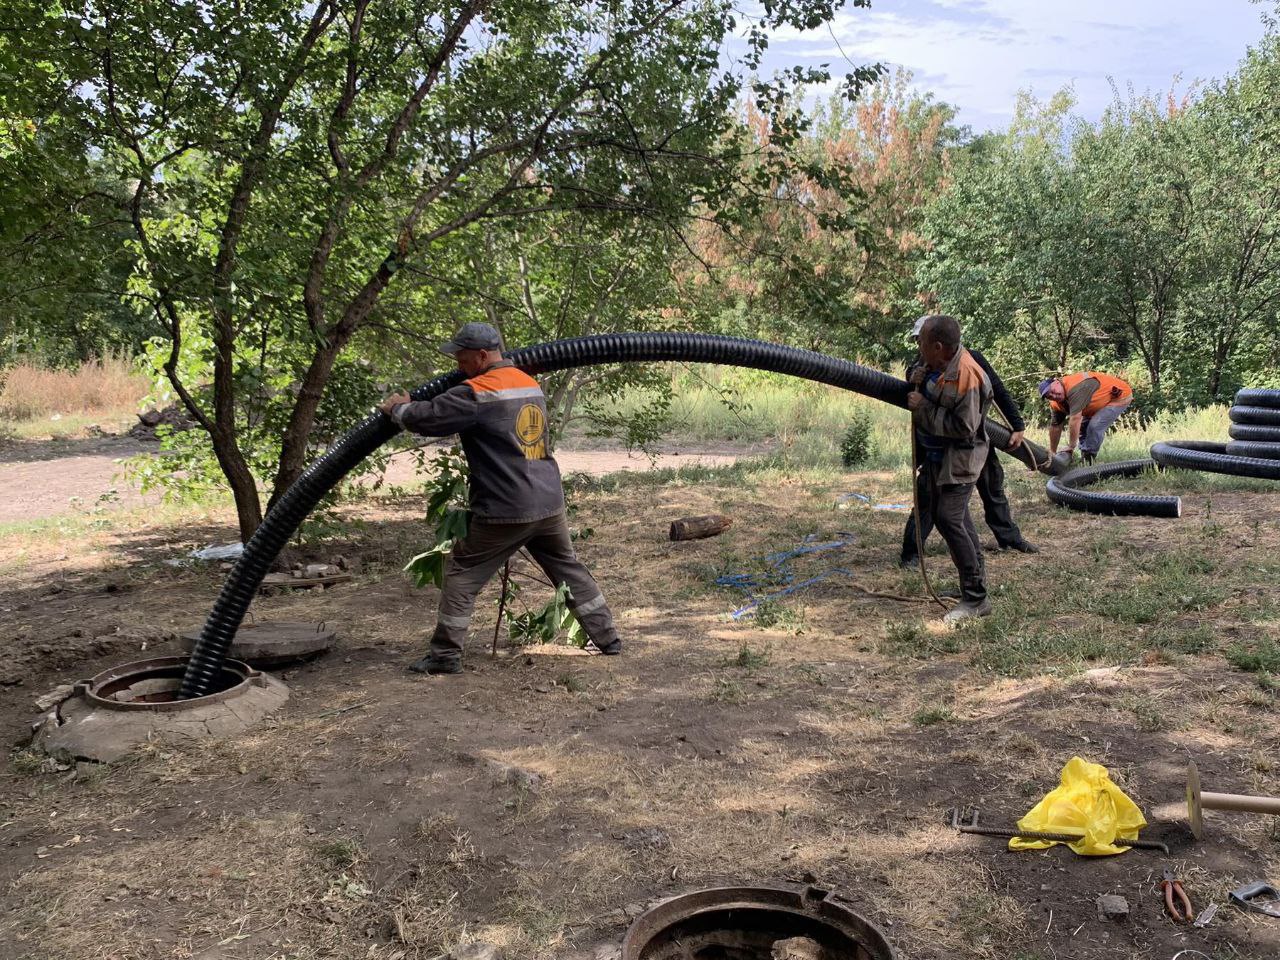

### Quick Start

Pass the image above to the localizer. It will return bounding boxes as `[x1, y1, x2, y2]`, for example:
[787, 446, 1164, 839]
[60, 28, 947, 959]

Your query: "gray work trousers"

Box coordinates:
[1080, 399, 1131, 459]
[902, 441, 1023, 560]
[926, 463, 987, 604]
[430, 512, 618, 662]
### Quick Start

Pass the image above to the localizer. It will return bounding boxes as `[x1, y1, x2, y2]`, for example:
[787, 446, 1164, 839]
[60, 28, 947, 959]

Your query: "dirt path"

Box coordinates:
[0, 435, 752, 524]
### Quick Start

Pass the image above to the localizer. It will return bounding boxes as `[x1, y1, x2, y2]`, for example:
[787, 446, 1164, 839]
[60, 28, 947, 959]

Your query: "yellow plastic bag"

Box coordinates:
[1009, 756, 1147, 856]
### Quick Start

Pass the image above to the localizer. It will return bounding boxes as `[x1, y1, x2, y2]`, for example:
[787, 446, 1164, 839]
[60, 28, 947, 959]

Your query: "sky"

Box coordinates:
[755, 0, 1272, 133]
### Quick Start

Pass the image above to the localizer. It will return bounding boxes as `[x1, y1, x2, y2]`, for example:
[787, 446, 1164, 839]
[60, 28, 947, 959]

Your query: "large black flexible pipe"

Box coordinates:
[1045, 460, 1181, 518]
[178, 332, 1058, 698]
[1228, 406, 1280, 426]
[1150, 440, 1280, 481]
[1233, 388, 1280, 409]
[1225, 441, 1280, 460]
[1228, 423, 1280, 442]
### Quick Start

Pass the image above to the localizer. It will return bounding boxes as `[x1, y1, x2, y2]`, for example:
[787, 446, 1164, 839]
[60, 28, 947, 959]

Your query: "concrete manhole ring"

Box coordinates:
[31, 656, 289, 764]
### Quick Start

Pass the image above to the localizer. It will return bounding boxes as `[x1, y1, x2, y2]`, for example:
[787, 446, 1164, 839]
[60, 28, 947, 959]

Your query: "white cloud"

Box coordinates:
[753, 0, 1269, 131]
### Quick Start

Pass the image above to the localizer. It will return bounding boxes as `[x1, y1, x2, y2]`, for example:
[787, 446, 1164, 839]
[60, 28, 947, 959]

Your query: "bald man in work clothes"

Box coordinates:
[905, 314, 995, 625]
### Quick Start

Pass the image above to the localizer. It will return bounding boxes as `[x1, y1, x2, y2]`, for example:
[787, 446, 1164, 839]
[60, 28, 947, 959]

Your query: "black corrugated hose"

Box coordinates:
[1150, 388, 1280, 480]
[178, 332, 1060, 699]
[1045, 460, 1181, 518]
[1228, 423, 1280, 442]
[1046, 387, 1280, 518]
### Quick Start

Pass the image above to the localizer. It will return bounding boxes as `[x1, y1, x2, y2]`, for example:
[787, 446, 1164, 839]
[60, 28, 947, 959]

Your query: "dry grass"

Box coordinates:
[3, 461, 1280, 960]
[0, 356, 147, 421]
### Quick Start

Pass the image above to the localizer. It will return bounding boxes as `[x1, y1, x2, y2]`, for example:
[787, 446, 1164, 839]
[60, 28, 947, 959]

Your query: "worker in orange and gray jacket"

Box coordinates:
[906, 314, 995, 625]
[380, 322, 620, 675]
[1038, 371, 1133, 465]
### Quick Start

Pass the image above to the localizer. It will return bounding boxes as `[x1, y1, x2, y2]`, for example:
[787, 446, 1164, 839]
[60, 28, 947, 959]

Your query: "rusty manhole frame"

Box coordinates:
[76, 655, 263, 710]
[622, 884, 896, 960]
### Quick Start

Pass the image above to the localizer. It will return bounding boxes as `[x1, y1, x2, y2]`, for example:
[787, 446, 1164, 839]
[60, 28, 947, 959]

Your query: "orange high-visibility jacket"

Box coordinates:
[1050, 372, 1133, 419]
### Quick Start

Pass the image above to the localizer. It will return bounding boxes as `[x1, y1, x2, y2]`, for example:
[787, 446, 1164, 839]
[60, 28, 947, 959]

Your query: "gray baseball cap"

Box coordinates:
[440, 322, 503, 356]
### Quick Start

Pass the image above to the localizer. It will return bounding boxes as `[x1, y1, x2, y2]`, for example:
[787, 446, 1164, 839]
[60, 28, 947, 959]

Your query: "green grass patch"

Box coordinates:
[751, 600, 805, 633]
[879, 619, 967, 658]
[912, 705, 955, 726]
[1225, 639, 1280, 676]
[711, 676, 747, 704]
[967, 614, 1123, 677]
[316, 838, 363, 870]
[725, 642, 771, 670]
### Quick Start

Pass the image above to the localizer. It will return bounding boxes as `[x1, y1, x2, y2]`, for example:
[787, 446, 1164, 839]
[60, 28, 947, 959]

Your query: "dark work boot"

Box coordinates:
[407, 654, 462, 675]
[943, 598, 992, 625]
[586, 637, 622, 656]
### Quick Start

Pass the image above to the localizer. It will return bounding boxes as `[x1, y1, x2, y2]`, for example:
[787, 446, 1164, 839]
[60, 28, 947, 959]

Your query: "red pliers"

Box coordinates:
[1162, 869, 1193, 922]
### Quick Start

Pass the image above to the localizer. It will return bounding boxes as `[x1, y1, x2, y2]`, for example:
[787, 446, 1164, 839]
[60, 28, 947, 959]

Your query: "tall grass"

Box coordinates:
[585, 366, 1236, 472]
[0, 357, 148, 420]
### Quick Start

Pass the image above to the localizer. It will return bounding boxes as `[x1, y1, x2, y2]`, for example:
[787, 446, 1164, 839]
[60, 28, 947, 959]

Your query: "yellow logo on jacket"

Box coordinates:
[515, 403, 547, 460]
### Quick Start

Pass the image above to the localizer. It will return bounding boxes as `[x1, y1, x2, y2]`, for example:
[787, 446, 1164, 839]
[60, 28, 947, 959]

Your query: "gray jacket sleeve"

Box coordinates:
[391, 384, 479, 437]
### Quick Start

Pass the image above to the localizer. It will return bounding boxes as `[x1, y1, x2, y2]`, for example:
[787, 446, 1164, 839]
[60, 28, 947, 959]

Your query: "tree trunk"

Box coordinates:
[266, 338, 344, 514]
[212, 429, 264, 542]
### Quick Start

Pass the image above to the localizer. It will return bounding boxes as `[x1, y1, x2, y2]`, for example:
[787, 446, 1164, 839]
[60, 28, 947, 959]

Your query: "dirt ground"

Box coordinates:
[1, 442, 1279, 960]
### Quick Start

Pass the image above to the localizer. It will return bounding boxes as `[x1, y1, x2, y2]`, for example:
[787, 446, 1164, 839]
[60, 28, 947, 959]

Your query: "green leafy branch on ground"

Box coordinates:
[403, 446, 585, 648]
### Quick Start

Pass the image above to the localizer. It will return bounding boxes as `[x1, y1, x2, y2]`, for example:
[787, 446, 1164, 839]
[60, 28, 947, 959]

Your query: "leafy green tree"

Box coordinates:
[3, 0, 879, 540]
[1177, 26, 1280, 399]
[1072, 89, 1200, 404]
[0, 66, 143, 365]
[688, 71, 956, 363]
[919, 89, 1106, 388]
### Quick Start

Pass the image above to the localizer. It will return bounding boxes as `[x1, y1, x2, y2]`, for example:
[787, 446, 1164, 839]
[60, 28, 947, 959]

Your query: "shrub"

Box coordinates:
[840, 413, 874, 467]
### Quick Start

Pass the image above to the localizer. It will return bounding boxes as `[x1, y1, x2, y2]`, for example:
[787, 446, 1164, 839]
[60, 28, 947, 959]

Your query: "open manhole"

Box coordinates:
[622, 886, 895, 960]
[31, 656, 289, 763]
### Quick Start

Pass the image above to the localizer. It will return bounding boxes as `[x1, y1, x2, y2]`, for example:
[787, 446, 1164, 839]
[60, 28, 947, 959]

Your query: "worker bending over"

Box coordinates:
[905, 315, 994, 625]
[380, 322, 621, 675]
[1038, 371, 1133, 465]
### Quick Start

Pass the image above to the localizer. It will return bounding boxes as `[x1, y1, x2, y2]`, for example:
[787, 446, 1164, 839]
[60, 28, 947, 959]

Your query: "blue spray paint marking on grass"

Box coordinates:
[715, 534, 857, 619]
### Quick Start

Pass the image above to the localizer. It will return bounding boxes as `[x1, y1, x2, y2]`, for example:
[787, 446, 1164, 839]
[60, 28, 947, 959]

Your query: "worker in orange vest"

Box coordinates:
[1037, 371, 1133, 464]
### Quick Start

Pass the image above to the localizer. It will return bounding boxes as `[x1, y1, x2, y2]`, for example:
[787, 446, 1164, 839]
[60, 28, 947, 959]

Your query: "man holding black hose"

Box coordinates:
[901, 316, 1037, 568]
[904, 314, 995, 624]
[379, 322, 621, 675]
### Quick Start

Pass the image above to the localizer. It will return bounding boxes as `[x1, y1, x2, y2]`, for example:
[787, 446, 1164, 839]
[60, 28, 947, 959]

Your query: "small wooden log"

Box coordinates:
[669, 514, 733, 541]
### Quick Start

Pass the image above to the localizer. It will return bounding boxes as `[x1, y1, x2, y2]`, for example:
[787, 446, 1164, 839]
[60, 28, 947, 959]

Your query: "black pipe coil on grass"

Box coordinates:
[1233, 388, 1280, 409]
[1150, 440, 1280, 481]
[1045, 459, 1181, 518]
[1228, 405, 1280, 426]
[178, 332, 1059, 698]
[1225, 441, 1280, 460]
[1228, 423, 1280, 442]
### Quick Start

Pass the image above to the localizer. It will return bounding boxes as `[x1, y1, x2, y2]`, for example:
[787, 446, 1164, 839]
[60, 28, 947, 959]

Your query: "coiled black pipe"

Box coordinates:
[1150, 440, 1280, 481]
[1225, 441, 1280, 460]
[1228, 405, 1280, 426]
[1228, 423, 1280, 442]
[1045, 459, 1181, 518]
[178, 332, 1059, 698]
[1233, 388, 1280, 409]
